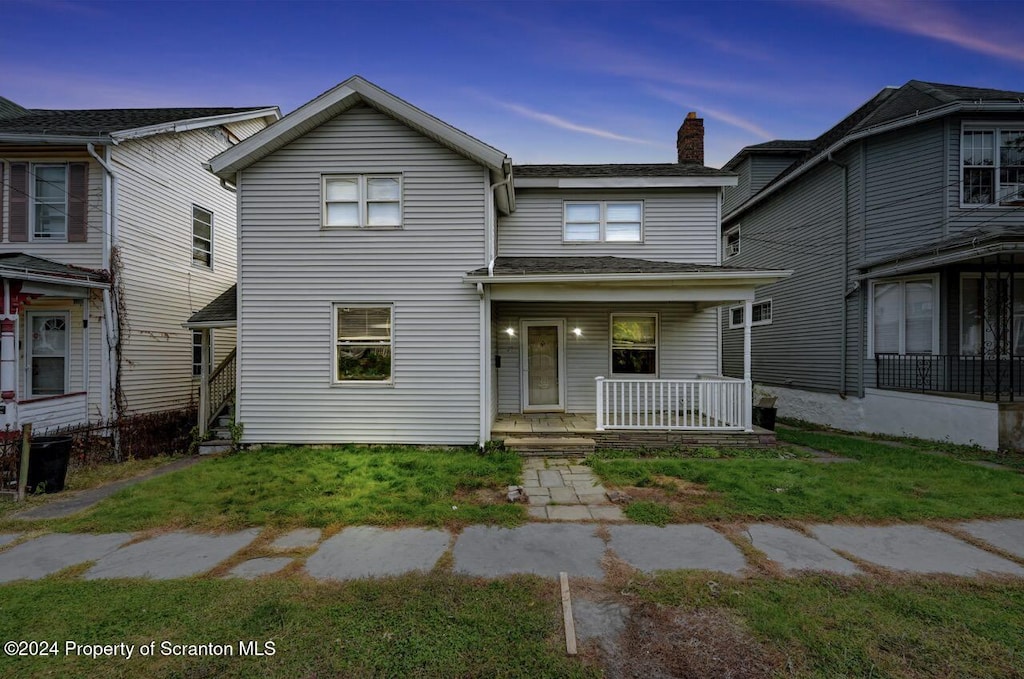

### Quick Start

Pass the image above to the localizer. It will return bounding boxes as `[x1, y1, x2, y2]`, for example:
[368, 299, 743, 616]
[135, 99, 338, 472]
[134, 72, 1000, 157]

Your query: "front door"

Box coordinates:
[521, 320, 565, 412]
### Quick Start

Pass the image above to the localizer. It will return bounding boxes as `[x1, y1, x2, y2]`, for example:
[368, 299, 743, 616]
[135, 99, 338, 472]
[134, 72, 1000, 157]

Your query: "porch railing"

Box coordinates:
[595, 376, 748, 431]
[875, 353, 1024, 401]
[206, 349, 237, 429]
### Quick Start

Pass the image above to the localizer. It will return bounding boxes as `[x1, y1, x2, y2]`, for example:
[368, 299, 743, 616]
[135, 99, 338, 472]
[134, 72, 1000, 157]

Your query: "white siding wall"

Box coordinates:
[112, 127, 245, 414]
[498, 189, 720, 263]
[237, 104, 487, 444]
[494, 301, 719, 413]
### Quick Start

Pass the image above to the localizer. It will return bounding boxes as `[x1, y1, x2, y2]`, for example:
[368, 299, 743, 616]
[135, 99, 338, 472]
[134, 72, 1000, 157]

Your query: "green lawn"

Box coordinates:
[589, 429, 1024, 523]
[0, 574, 594, 679]
[1, 445, 524, 533]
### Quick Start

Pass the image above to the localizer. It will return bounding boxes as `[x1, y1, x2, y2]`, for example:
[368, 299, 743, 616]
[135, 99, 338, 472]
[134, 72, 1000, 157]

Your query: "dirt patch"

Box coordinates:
[452, 488, 506, 506]
[601, 602, 785, 679]
[651, 476, 716, 496]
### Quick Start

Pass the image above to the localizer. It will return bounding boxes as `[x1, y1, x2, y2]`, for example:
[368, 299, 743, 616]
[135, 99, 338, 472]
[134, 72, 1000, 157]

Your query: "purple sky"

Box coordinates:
[2, 0, 1022, 167]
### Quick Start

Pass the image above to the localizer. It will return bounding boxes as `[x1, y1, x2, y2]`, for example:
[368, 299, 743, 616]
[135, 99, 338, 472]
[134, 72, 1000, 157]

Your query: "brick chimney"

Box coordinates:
[677, 111, 704, 165]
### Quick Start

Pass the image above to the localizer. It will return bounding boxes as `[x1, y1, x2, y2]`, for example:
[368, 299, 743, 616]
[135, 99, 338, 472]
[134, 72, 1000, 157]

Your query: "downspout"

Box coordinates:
[827, 152, 849, 396]
[478, 172, 511, 446]
[88, 143, 119, 423]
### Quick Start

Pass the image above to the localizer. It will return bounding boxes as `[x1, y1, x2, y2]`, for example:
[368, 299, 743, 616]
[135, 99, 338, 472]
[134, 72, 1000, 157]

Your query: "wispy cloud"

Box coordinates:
[645, 86, 774, 139]
[482, 97, 666, 147]
[827, 0, 1024, 63]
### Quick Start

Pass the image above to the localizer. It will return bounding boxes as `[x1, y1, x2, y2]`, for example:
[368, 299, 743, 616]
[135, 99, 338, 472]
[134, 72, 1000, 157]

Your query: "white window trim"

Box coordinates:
[322, 174, 403, 229]
[331, 303, 394, 386]
[192, 204, 213, 268]
[30, 163, 69, 242]
[609, 312, 659, 377]
[26, 311, 70, 397]
[959, 122, 1024, 208]
[728, 299, 772, 329]
[192, 329, 214, 378]
[563, 200, 644, 243]
[723, 224, 740, 259]
[868, 275, 940, 358]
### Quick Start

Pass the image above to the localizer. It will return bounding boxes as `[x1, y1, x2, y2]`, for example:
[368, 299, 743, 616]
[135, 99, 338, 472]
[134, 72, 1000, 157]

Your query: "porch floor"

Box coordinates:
[492, 413, 598, 436]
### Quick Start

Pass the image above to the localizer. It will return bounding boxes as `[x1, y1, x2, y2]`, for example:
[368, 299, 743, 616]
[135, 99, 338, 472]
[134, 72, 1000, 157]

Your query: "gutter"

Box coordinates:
[87, 143, 120, 422]
[110, 107, 281, 142]
[0, 271, 108, 289]
[857, 242, 1024, 280]
[0, 133, 110, 145]
[466, 269, 794, 285]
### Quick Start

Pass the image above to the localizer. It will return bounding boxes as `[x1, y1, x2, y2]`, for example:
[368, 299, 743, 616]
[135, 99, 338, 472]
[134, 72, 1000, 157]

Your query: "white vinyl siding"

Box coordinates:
[870, 276, 938, 357]
[237, 104, 485, 444]
[323, 175, 402, 228]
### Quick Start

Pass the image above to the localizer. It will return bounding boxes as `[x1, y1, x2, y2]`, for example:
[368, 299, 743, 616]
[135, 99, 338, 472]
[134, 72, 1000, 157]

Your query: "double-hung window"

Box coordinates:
[564, 201, 642, 242]
[962, 125, 1024, 206]
[611, 313, 657, 375]
[871, 276, 938, 356]
[324, 175, 402, 228]
[28, 312, 69, 396]
[334, 305, 393, 382]
[192, 206, 213, 267]
[33, 164, 68, 240]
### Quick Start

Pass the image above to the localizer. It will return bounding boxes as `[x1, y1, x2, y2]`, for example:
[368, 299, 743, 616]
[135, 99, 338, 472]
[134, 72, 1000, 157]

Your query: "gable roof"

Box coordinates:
[185, 284, 237, 328]
[724, 80, 1024, 222]
[0, 102, 280, 144]
[721, 139, 812, 171]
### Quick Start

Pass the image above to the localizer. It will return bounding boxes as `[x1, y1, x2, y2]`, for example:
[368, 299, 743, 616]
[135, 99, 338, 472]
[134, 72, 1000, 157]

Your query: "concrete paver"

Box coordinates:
[84, 529, 260, 580]
[743, 524, 859, 575]
[609, 525, 747, 575]
[0, 533, 133, 583]
[957, 519, 1024, 559]
[0, 533, 21, 548]
[811, 524, 1024, 576]
[538, 470, 563, 487]
[227, 557, 293, 579]
[454, 524, 604, 578]
[270, 528, 322, 550]
[588, 506, 626, 521]
[305, 527, 449, 580]
[547, 506, 593, 521]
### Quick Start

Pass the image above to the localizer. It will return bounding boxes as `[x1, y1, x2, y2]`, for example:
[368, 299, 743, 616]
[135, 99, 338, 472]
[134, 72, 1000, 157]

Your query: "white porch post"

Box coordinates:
[1, 279, 18, 430]
[743, 299, 753, 432]
[198, 328, 211, 436]
[595, 376, 605, 431]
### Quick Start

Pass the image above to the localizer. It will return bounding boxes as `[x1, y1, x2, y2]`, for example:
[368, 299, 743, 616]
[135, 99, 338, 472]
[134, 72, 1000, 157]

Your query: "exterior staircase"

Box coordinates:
[198, 405, 234, 455]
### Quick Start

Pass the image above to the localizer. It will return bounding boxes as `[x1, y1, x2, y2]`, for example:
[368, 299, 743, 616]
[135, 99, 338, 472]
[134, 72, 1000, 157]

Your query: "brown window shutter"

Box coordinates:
[67, 162, 88, 242]
[8, 163, 28, 242]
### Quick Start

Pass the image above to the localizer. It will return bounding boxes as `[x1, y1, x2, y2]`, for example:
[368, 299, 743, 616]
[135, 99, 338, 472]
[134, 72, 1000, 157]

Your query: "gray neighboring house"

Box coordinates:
[188, 77, 789, 447]
[720, 80, 1024, 450]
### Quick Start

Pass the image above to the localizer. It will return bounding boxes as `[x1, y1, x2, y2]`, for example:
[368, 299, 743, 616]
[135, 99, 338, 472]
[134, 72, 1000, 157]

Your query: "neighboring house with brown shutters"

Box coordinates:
[719, 80, 1024, 451]
[0, 97, 279, 432]
[187, 77, 789, 449]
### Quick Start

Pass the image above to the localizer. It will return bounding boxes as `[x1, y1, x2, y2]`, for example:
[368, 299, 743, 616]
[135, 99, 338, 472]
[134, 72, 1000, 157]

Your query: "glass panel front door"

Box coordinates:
[523, 322, 563, 411]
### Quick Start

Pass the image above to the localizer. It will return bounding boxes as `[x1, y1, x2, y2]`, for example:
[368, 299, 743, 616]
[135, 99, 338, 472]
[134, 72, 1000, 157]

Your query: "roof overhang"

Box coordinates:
[110, 107, 281, 142]
[726, 101, 1024, 223]
[183, 319, 236, 329]
[516, 176, 737, 189]
[0, 133, 110, 145]
[0, 268, 108, 290]
[860, 241, 1024, 280]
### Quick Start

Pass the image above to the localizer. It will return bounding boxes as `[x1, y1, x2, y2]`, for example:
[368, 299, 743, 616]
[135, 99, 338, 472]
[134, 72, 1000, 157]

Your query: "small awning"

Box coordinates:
[0, 253, 108, 292]
[185, 284, 236, 328]
[860, 226, 1024, 279]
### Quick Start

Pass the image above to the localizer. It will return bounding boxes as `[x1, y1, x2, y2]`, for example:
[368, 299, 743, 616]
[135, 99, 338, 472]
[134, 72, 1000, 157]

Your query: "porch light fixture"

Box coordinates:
[572, 327, 583, 337]
[505, 327, 516, 337]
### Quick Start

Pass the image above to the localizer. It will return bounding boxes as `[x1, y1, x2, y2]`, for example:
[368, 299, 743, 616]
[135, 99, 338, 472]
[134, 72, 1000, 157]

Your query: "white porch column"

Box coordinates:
[198, 328, 211, 436]
[0, 279, 17, 430]
[743, 299, 753, 432]
[595, 376, 605, 431]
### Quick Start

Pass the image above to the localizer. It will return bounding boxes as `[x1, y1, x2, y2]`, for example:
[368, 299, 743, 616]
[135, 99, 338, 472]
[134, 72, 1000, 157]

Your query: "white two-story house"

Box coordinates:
[190, 77, 788, 449]
[0, 97, 279, 432]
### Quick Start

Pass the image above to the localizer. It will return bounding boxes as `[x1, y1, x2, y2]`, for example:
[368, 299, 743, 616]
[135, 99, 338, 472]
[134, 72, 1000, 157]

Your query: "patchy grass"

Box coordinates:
[628, 573, 1024, 679]
[590, 445, 811, 460]
[20, 445, 524, 533]
[623, 501, 674, 526]
[0, 574, 595, 679]
[589, 430, 1024, 522]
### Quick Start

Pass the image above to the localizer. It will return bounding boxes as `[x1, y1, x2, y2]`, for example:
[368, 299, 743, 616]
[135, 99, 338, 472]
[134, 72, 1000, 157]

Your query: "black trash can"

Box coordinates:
[27, 436, 73, 493]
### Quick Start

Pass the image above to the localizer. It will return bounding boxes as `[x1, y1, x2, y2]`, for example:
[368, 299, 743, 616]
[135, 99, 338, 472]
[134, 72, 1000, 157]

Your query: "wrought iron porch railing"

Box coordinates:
[875, 353, 1024, 401]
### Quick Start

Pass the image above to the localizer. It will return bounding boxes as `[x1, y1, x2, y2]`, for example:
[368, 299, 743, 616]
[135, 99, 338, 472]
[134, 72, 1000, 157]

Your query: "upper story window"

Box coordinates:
[610, 313, 657, 375]
[723, 225, 740, 259]
[870, 276, 938, 357]
[192, 206, 213, 267]
[729, 300, 772, 329]
[962, 125, 1024, 206]
[33, 164, 68, 240]
[564, 201, 642, 242]
[323, 175, 402, 228]
[334, 304, 393, 383]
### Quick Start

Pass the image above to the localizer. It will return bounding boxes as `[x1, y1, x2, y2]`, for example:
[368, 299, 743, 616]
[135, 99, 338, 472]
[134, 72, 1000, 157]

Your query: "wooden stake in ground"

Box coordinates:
[560, 571, 577, 656]
[17, 423, 31, 501]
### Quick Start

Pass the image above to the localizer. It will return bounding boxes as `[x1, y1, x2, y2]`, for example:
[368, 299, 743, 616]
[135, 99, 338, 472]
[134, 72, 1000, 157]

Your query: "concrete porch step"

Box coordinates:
[504, 437, 596, 457]
[198, 440, 232, 455]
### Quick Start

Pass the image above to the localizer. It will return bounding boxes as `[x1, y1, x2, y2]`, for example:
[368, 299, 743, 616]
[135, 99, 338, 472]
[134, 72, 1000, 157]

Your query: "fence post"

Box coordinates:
[16, 423, 30, 501]
[595, 376, 605, 431]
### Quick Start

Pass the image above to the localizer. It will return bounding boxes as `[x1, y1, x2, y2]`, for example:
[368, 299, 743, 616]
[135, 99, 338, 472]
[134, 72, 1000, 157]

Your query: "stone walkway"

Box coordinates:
[520, 457, 625, 521]
[2, 520, 1023, 584]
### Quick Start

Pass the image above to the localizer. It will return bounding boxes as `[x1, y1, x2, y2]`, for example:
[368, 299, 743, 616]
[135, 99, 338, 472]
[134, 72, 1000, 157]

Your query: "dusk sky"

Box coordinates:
[2, 0, 1022, 167]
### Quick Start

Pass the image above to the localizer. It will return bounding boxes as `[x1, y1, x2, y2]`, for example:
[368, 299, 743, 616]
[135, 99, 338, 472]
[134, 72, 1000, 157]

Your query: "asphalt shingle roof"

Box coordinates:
[514, 163, 734, 178]
[186, 284, 237, 325]
[0, 253, 108, 284]
[0, 105, 273, 137]
[468, 256, 765, 277]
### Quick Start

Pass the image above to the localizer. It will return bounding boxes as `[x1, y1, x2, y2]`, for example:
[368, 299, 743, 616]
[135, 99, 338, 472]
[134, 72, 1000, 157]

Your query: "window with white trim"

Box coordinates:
[610, 313, 657, 375]
[564, 201, 642, 242]
[723, 225, 740, 259]
[334, 305, 393, 382]
[728, 300, 772, 329]
[870, 276, 938, 356]
[33, 164, 68, 240]
[192, 330, 214, 377]
[192, 205, 213, 267]
[28, 312, 69, 396]
[961, 125, 1024, 206]
[323, 175, 402, 228]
